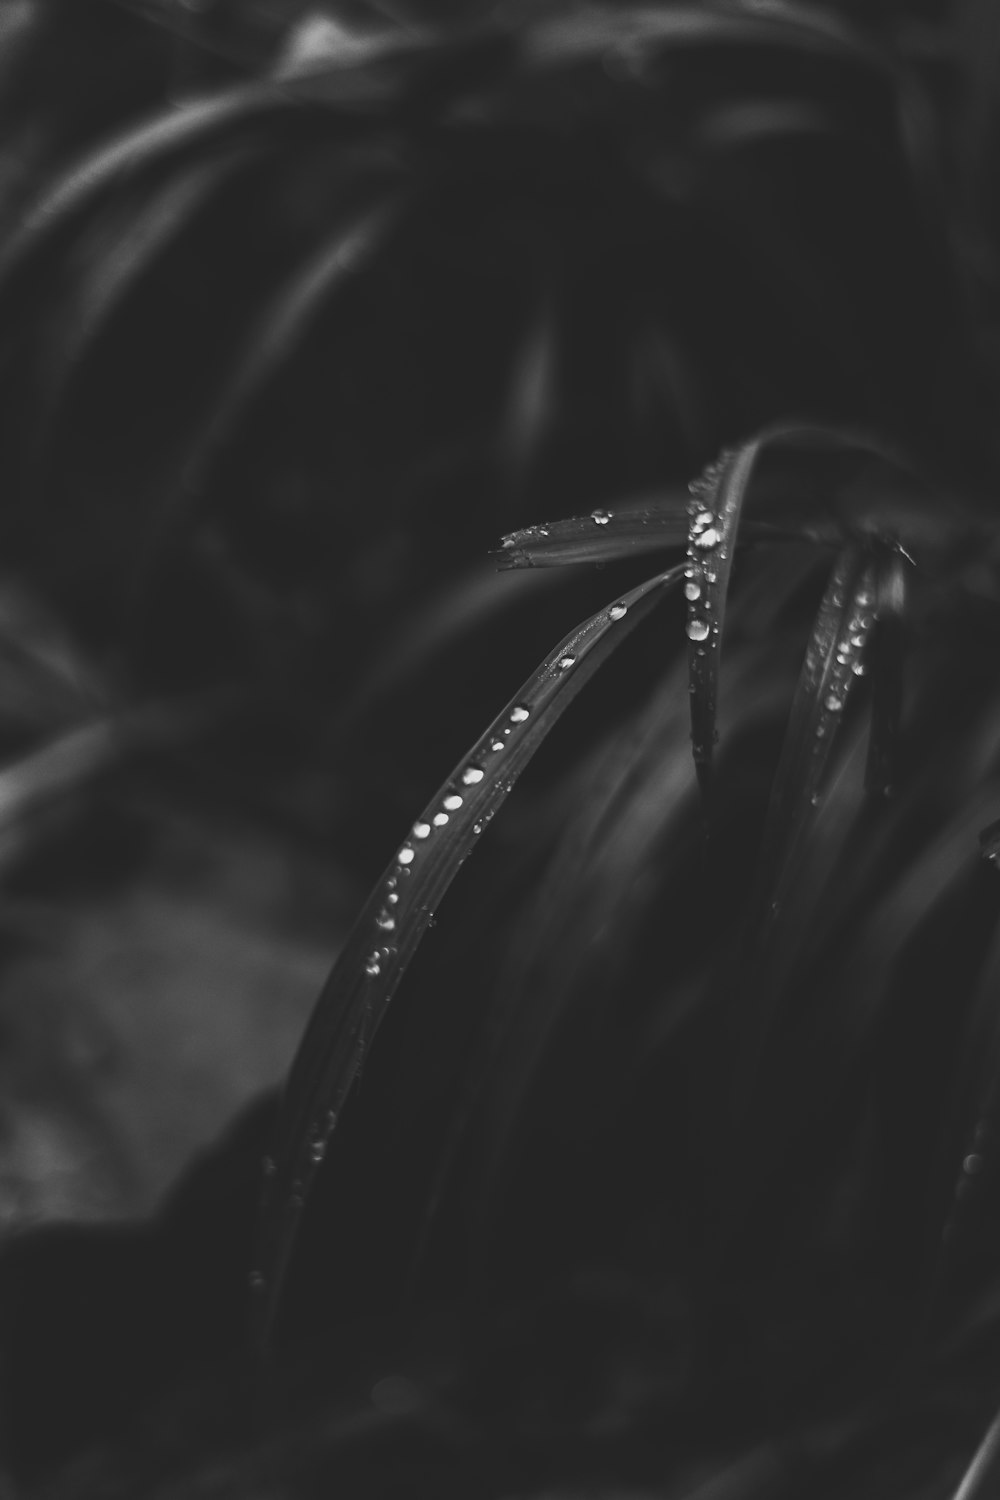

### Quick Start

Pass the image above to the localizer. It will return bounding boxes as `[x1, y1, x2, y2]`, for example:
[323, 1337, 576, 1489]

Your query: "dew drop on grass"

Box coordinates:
[824, 693, 842, 713]
[308, 1140, 326, 1165]
[510, 705, 530, 723]
[365, 953, 382, 977]
[433, 812, 449, 826]
[490, 738, 505, 751]
[376, 912, 396, 931]
[591, 509, 611, 525]
[608, 602, 627, 621]
[687, 618, 710, 642]
[695, 528, 720, 551]
[387, 891, 399, 905]
[852, 661, 866, 677]
[398, 846, 415, 865]
[461, 765, 485, 785]
[556, 655, 576, 671]
[443, 794, 464, 810]
[413, 822, 431, 839]
[684, 582, 701, 602]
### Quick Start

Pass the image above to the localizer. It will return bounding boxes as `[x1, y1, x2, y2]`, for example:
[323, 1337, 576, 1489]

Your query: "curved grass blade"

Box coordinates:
[949, 1406, 1000, 1500]
[41, 153, 247, 414]
[754, 544, 878, 936]
[249, 562, 686, 1354]
[179, 193, 406, 496]
[0, 83, 295, 296]
[864, 543, 909, 798]
[493, 421, 935, 575]
[685, 440, 766, 794]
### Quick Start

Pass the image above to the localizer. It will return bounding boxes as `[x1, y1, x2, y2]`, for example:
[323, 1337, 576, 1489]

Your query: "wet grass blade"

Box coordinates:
[865, 543, 909, 798]
[685, 440, 766, 794]
[249, 562, 686, 1355]
[754, 544, 878, 934]
[496, 499, 691, 569]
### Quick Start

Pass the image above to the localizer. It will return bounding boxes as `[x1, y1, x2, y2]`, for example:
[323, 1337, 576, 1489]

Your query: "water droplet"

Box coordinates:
[964, 1153, 984, 1174]
[852, 661, 866, 677]
[591, 509, 611, 525]
[387, 891, 399, 905]
[608, 602, 627, 621]
[684, 566, 695, 579]
[692, 509, 714, 531]
[835, 649, 850, 666]
[850, 632, 866, 649]
[308, 1140, 326, 1165]
[684, 581, 701, 602]
[556, 655, 576, 671]
[694, 528, 720, 550]
[433, 812, 449, 826]
[376, 912, 396, 932]
[461, 765, 485, 785]
[365, 953, 382, 977]
[249, 1271, 266, 1293]
[501, 536, 515, 550]
[413, 822, 431, 839]
[824, 693, 842, 713]
[443, 794, 464, 811]
[473, 822, 483, 835]
[687, 618, 710, 642]
[509, 705, 530, 723]
[398, 846, 415, 865]
[490, 738, 504, 752]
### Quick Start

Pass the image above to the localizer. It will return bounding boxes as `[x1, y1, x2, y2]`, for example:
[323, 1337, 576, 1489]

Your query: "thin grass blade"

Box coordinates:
[685, 440, 766, 793]
[949, 1406, 1000, 1500]
[179, 194, 406, 496]
[249, 562, 686, 1354]
[754, 544, 878, 933]
[42, 154, 246, 413]
[865, 542, 908, 797]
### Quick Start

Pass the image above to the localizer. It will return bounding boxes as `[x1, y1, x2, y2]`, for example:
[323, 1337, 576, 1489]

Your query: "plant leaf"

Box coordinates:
[753, 543, 878, 938]
[41, 153, 247, 417]
[865, 542, 909, 797]
[684, 439, 767, 792]
[179, 194, 406, 496]
[249, 561, 686, 1354]
[949, 1406, 1000, 1500]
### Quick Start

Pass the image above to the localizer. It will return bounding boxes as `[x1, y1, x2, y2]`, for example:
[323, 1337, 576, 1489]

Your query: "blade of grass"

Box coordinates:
[685, 439, 766, 793]
[178, 193, 406, 495]
[40, 152, 248, 415]
[950, 1406, 1000, 1500]
[865, 542, 909, 797]
[249, 561, 686, 1354]
[752, 544, 878, 933]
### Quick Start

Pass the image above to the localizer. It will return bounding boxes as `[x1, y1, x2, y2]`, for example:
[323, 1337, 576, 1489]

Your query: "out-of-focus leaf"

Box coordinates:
[249, 562, 686, 1354]
[865, 542, 908, 798]
[41, 152, 248, 416]
[178, 193, 406, 496]
[949, 1406, 1000, 1500]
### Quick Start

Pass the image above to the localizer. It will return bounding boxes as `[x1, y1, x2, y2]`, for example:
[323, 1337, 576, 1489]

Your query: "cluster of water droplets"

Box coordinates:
[360, 702, 536, 976]
[685, 463, 727, 652]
